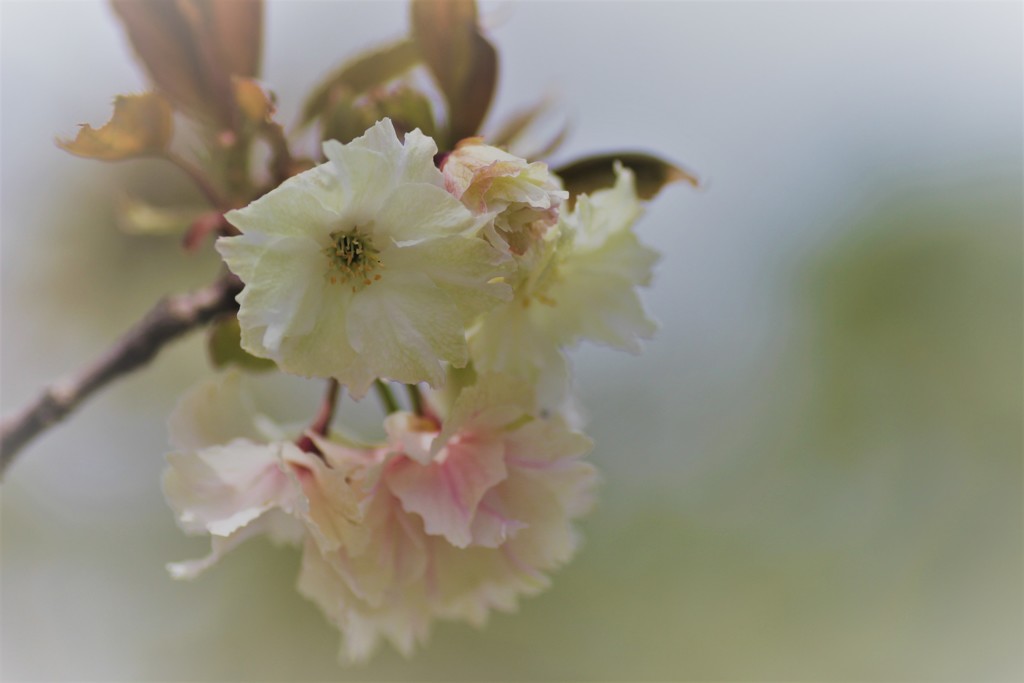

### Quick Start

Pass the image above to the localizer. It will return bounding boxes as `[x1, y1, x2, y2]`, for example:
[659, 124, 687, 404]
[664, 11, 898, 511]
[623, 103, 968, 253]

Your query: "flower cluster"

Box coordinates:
[166, 118, 661, 661]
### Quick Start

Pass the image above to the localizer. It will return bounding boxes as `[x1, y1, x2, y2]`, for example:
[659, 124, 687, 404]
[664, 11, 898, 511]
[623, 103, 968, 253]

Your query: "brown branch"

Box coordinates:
[0, 273, 242, 476]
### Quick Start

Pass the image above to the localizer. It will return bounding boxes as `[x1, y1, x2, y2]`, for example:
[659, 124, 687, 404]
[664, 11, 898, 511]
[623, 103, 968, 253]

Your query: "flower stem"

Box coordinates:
[164, 151, 233, 213]
[373, 379, 400, 414]
[310, 378, 341, 437]
[295, 378, 341, 455]
[262, 121, 295, 185]
[405, 384, 425, 416]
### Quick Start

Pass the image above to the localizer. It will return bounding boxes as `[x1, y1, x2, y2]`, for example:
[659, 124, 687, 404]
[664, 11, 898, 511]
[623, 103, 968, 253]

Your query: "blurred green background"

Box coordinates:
[2, 2, 1020, 681]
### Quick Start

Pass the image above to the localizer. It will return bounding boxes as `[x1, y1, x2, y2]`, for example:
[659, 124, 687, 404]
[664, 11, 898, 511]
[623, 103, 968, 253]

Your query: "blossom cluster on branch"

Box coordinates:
[4, 0, 694, 664]
[168, 118, 657, 659]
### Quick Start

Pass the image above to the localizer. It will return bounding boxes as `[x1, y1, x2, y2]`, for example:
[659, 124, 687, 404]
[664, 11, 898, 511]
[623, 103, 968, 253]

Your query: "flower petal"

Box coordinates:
[224, 166, 343, 241]
[219, 233, 327, 354]
[386, 434, 507, 548]
[346, 273, 466, 387]
[162, 440, 299, 537]
[373, 183, 477, 243]
[167, 370, 261, 450]
[384, 235, 512, 321]
[167, 509, 302, 579]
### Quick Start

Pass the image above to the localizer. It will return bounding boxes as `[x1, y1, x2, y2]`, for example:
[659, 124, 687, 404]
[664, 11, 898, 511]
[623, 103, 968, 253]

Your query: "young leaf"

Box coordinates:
[321, 93, 384, 145]
[555, 153, 699, 205]
[234, 78, 274, 126]
[449, 32, 497, 144]
[410, 0, 497, 145]
[57, 93, 173, 161]
[116, 195, 208, 236]
[318, 85, 436, 145]
[299, 39, 421, 127]
[377, 87, 438, 140]
[204, 0, 263, 80]
[110, 0, 263, 129]
[208, 315, 276, 372]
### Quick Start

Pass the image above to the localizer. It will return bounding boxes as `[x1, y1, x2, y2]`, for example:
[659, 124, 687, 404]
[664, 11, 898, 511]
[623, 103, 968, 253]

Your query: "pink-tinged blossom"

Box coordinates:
[164, 373, 597, 663]
[301, 378, 596, 661]
[217, 119, 511, 396]
[469, 163, 660, 399]
[163, 371, 365, 579]
[442, 138, 568, 255]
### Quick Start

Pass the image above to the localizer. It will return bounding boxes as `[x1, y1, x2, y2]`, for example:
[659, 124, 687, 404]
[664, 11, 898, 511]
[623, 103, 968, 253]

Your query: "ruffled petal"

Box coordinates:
[373, 183, 477, 243]
[386, 435, 507, 548]
[163, 440, 299, 537]
[224, 165, 343, 241]
[166, 370, 261, 450]
[384, 235, 512, 322]
[346, 272, 466, 387]
[219, 233, 327, 354]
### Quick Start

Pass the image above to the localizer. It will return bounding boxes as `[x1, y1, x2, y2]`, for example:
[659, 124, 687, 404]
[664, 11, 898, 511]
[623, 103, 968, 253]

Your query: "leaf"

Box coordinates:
[116, 195, 207, 235]
[410, 0, 497, 144]
[555, 153, 699, 205]
[57, 93, 173, 161]
[110, 0, 264, 128]
[378, 87, 438, 140]
[111, 0, 206, 113]
[449, 32, 497, 143]
[299, 39, 421, 127]
[208, 315, 276, 372]
[321, 93, 384, 145]
[233, 78, 274, 126]
[203, 0, 263, 79]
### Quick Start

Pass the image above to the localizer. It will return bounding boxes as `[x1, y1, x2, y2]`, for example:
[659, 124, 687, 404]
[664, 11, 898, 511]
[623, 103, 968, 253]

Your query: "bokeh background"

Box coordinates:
[2, 2, 1021, 681]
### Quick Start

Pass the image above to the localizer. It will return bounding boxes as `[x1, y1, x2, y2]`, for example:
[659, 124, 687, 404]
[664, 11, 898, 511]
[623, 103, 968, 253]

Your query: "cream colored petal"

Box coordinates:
[220, 233, 327, 355]
[573, 163, 644, 247]
[297, 539, 433, 663]
[469, 300, 569, 382]
[539, 248, 658, 353]
[266, 284, 368, 391]
[167, 370, 261, 450]
[162, 440, 299, 537]
[346, 273, 466, 387]
[433, 375, 532, 454]
[288, 445, 368, 555]
[224, 165, 344, 240]
[167, 509, 300, 579]
[373, 183, 477, 242]
[383, 235, 512, 322]
[323, 490, 428, 608]
[323, 141, 395, 217]
[383, 412, 436, 465]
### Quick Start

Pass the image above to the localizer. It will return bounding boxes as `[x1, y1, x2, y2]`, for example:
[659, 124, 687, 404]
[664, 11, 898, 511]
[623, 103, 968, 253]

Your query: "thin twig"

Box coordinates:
[0, 274, 242, 475]
[164, 151, 233, 211]
[262, 121, 296, 185]
[295, 378, 341, 456]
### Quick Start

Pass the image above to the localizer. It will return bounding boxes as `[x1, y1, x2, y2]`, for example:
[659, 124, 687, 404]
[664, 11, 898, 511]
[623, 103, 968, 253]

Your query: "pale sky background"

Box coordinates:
[2, 2, 1021, 681]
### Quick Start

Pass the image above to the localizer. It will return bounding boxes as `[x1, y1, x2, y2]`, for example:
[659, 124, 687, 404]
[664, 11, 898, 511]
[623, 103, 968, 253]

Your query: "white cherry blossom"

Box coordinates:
[217, 119, 511, 395]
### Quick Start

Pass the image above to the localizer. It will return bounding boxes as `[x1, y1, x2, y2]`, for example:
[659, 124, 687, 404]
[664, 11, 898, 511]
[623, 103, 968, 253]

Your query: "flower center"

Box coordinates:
[323, 229, 382, 291]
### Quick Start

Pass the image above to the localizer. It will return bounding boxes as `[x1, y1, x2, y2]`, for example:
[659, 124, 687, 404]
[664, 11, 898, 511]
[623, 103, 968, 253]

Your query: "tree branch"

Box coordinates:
[0, 273, 241, 475]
